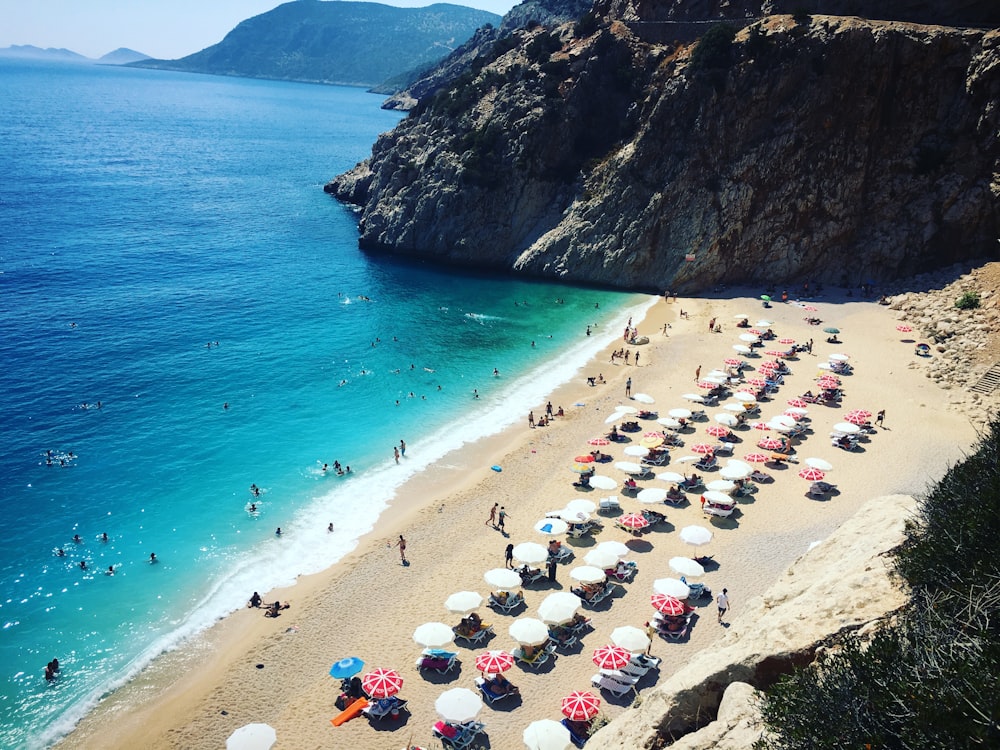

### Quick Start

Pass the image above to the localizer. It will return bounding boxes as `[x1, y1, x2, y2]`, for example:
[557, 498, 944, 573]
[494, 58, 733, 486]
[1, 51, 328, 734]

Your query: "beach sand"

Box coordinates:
[57, 289, 978, 750]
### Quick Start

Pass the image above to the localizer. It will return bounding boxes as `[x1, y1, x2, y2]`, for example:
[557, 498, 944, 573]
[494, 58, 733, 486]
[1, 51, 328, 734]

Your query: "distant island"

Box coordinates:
[0, 44, 149, 64]
[128, 0, 500, 88]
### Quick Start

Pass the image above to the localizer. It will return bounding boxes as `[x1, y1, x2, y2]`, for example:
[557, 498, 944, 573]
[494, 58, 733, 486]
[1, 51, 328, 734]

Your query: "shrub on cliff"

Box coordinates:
[689, 24, 737, 73]
[756, 418, 1000, 748]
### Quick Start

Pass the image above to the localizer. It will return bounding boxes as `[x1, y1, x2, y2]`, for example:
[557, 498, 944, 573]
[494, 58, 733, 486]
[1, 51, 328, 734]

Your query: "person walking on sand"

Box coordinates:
[717, 588, 730, 623]
[393, 446, 400, 464]
[625, 377, 632, 397]
[528, 411, 535, 428]
[497, 506, 508, 532]
[635, 351, 640, 367]
[876, 409, 885, 426]
[394, 535, 407, 564]
[486, 502, 498, 527]
[695, 365, 701, 382]
[505, 543, 514, 569]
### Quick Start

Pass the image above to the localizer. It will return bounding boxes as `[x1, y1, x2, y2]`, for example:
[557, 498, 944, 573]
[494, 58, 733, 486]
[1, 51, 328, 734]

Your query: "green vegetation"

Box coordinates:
[690, 24, 737, 73]
[955, 291, 982, 310]
[755, 419, 1000, 748]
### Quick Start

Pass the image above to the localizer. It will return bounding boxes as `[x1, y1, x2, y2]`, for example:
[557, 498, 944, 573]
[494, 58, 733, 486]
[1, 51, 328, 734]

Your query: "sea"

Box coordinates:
[0, 59, 649, 748]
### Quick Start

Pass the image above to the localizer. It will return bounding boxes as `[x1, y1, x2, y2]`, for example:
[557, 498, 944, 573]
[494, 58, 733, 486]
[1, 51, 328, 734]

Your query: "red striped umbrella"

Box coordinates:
[475, 650, 514, 675]
[574, 454, 596, 463]
[751, 421, 771, 431]
[746, 378, 768, 387]
[758, 437, 784, 450]
[561, 691, 601, 721]
[651, 594, 686, 616]
[896, 324, 912, 333]
[748, 329, 763, 335]
[787, 398, 808, 408]
[783, 410, 805, 421]
[723, 357, 742, 366]
[779, 338, 796, 345]
[697, 380, 719, 389]
[592, 645, 630, 670]
[588, 437, 611, 446]
[744, 452, 770, 463]
[705, 425, 730, 437]
[844, 409, 872, 424]
[690, 443, 716, 455]
[361, 668, 403, 698]
[798, 467, 826, 481]
[618, 513, 649, 530]
[765, 350, 787, 357]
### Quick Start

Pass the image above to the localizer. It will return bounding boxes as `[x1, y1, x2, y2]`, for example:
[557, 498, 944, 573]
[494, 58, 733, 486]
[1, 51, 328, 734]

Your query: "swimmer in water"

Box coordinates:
[275, 527, 282, 536]
[79, 560, 87, 570]
[101, 532, 108, 542]
[106, 565, 115, 576]
[73, 534, 82, 544]
[327, 522, 334, 532]
[56, 548, 65, 557]
[493, 368, 500, 376]
[149, 553, 157, 563]
[249, 503, 257, 513]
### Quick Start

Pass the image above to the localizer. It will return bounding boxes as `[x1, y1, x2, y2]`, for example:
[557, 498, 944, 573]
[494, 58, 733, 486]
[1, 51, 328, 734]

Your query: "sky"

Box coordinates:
[0, 0, 520, 60]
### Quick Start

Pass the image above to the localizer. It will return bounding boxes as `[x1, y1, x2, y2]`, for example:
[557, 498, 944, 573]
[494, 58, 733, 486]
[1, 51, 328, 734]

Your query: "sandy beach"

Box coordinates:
[58, 288, 978, 750]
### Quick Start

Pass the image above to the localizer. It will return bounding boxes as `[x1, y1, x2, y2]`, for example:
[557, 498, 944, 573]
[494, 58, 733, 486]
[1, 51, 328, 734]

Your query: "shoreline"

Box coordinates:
[56, 289, 978, 750]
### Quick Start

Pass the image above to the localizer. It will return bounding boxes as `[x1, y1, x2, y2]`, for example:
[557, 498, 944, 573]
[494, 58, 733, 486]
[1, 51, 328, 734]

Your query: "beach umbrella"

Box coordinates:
[844, 409, 872, 423]
[361, 668, 403, 698]
[829, 353, 850, 362]
[746, 377, 768, 387]
[584, 548, 620, 569]
[589, 475, 617, 490]
[832, 422, 860, 435]
[669, 556, 705, 577]
[615, 405, 639, 414]
[436, 687, 483, 723]
[743, 452, 769, 463]
[615, 460, 647, 475]
[714, 413, 739, 427]
[538, 592, 582, 625]
[637, 487, 668, 504]
[475, 650, 514, 675]
[698, 380, 720, 389]
[587, 437, 611, 446]
[771, 415, 797, 428]
[723, 403, 746, 413]
[569, 566, 607, 584]
[689, 443, 716, 455]
[632, 393, 655, 404]
[561, 691, 601, 721]
[798, 467, 826, 481]
[706, 479, 736, 493]
[733, 313, 750, 320]
[804, 457, 833, 471]
[658, 416, 682, 430]
[719, 464, 751, 480]
[557, 509, 591, 524]
[535, 518, 569, 536]
[611, 625, 651, 653]
[594, 540, 630, 558]
[329, 656, 365, 679]
[592, 644, 631, 670]
[676, 456, 700, 463]
[679, 525, 713, 547]
[618, 513, 649, 531]
[226, 723, 276, 750]
[756, 319, 773, 326]
[509, 617, 550, 645]
[523, 719, 573, 750]
[639, 437, 665, 450]
[732, 391, 758, 402]
[445, 591, 484, 615]
[624, 445, 650, 458]
[657, 470, 686, 483]
[779, 337, 796, 345]
[768, 421, 794, 434]
[757, 436, 784, 450]
[732, 344, 753, 355]
[604, 412, 625, 424]
[484, 568, 522, 590]
[783, 410, 806, 421]
[651, 593, 686, 616]
[739, 333, 760, 343]
[682, 392, 707, 402]
[823, 327, 840, 334]
[512, 542, 548, 565]
[668, 408, 692, 419]
[574, 454, 596, 463]
[750, 421, 771, 431]
[571, 462, 595, 474]
[764, 349, 788, 357]
[723, 357, 742, 366]
[566, 499, 597, 514]
[760, 294, 771, 301]
[706, 425, 730, 437]
[413, 622, 455, 649]
[653, 577, 690, 599]
[896, 324, 913, 333]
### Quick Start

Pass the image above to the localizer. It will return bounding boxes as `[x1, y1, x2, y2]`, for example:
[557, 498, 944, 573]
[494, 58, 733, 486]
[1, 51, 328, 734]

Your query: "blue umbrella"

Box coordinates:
[329, 656, 365, 679]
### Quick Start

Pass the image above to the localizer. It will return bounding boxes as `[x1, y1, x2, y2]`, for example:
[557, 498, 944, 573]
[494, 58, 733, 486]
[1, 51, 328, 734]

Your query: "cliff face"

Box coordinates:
[328, 15, 1000, 291]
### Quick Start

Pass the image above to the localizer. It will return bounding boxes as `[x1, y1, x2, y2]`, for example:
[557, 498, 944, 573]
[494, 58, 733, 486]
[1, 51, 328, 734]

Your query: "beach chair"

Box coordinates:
[641, 453, 668, 466]
[513, 646, 553, 670]
[714, 441, 735, 456]
[363, 696, 409, 720]
[432, 720, 484, 749]
[681, 576, 711, 600]
[453, 622, 494, 645]
[549, 543, 575, 560]
[591, 673, 636, 697]
[561, 717, 590, 748]
[605, 562, 636, 583]
[475, 676, 518, 704]
[519, 567, 547, 586]
[567, 614, 593, 635]
[489, 590, 524, 613]
[416, 649, 458, 674]
[694, 455, 718, 472]
[641, 509, 666, 526]
[598, 496, 621, 514]
[631, 653, 661, 670]
[548, 626, 578, 650]
[566, 524, 593, 540]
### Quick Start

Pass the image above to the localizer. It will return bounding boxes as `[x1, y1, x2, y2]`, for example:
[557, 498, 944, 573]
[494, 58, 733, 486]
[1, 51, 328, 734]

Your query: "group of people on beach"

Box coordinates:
[321, 460, 351, 475]
[609, 348, 639, 365]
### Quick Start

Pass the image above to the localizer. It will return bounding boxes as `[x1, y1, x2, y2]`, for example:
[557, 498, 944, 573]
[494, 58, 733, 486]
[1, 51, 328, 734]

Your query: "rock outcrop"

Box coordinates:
[328, 13, 1000, 292]
[588, 494, 914, 748]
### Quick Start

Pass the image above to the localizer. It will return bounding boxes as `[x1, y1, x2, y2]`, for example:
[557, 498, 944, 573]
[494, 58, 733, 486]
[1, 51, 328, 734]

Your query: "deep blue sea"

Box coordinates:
[0, 59, 647, 748]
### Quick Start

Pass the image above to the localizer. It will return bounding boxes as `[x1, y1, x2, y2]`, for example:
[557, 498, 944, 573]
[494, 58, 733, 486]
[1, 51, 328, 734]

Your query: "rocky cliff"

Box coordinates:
[328, 13, 1000, 292]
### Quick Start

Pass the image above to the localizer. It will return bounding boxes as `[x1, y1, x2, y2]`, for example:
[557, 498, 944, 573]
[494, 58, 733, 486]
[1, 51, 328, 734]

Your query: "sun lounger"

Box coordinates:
[453, 622, 494, 645]
[549, 543, 575, 560]
[591, 673, 636, 697]
[433, 719, 485, 749]
[598, 496, 621, 514]
[604, 562, 636, 582]
[631, 653, 661, 670]
[416, 649, 458, 673]
[488, 591, 524, 613]
[519, 567, 547, 586]
[513, 646, 553, 669]
[363, 696, 409, 720]
[548, 626, 578, 650]
[475, 676, 518, 704]
[561, 717, 590, 748]
[567, 615, 593, 635]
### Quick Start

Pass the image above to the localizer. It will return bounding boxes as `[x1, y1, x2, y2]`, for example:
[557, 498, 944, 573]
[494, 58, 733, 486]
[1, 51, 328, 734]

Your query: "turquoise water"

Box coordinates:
[0, 60, 647, 748]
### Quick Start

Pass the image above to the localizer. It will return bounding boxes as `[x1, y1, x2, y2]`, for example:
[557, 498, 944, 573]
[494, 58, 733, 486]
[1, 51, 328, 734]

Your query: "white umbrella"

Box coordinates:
[435, 687, 483, 724]
[535, 518, 569, 536]
[509, 617, 550, 646]
[829, 353, 850, 362]
[605, 412, 624, 424]
[756, 319, 773, 326]
[723, 403, 746, 413]
[706, 479, 736, 493]
[653, 577, 691, 599]
[676, 455, 700, 463]
[624, 445, 650, 457]
[732, 391, 758, 402]
[770, 414, 796, 427]
[657, 470, 686, 483]
[445, 591, 484, 614]
[805, 457, 833, 471]
[739, 333, 760, 343]
[714, 413, 739, 427]
[413, 622, 455, 648]
[679, 525, 713, 546]
[570, 566, 607, 584]
[668, 408, 692, 419]
[584, 548, 620, 569]
[768, 421, 794, 433]
[726, 459, 753, 474]
[682, 393, 706, 403]
[632, 393, 655, 404]
[832, 422, 860, 434]
[557, 509, 591, 524]
[657, 417, 683, 429]
[537, 592, 582, 625]
[610, 625, 651, 653]
[615, 405, 639, 414]
[732, 344, 753, 354]
[786, 407, 809, 417]
[615, 461, 646, 475]
[565, 499, 597, 514]
[703, 490, 733, 506]
[636, 487, 667, 504]
[594, 540, 630, 558]
[484, 568, 522, 590]
[669, 556, 705, 578]
[512, 542, 548, 565]
[589, 474, 617, 490]
[524, 719, 573, 750]
[704, 373, 729, 384]
[227, 723, 276, 750]
[720, 464, 751, 480]
[733, 313, 750, 320]
[817, 361, 833, 370]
